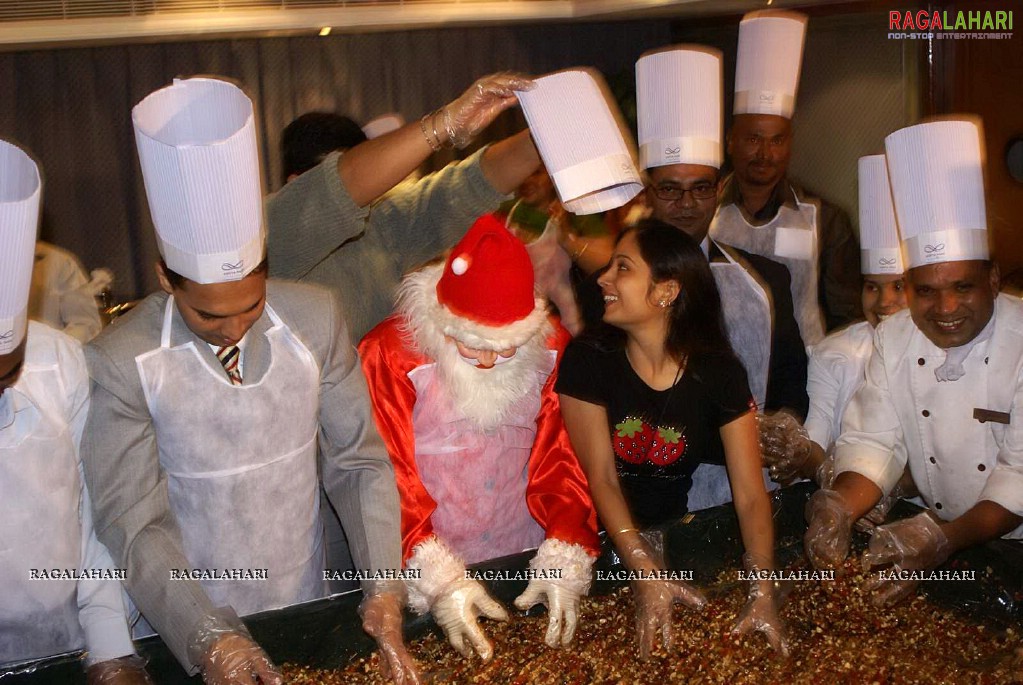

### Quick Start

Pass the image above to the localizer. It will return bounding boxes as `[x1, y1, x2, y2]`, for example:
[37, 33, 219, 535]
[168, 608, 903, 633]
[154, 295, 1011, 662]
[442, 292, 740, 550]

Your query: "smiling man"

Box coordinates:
[359, 214, 599, 660]
[803, 120, 1023, 607]
[80, 79, 420, 685]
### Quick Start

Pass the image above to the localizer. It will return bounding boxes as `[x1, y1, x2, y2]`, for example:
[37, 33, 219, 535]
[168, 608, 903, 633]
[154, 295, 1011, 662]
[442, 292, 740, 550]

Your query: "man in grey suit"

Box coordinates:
[81, 78, 418, 685]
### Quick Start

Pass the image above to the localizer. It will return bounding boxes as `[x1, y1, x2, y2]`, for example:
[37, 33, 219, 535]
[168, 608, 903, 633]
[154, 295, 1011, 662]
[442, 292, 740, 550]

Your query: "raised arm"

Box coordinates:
[340, 73, 534, 207]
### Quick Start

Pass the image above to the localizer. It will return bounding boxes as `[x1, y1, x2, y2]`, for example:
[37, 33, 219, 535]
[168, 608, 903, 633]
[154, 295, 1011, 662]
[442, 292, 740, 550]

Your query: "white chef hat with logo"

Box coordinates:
[637, 45, 723, 170]
[133, 77, 265, 284]
[858, 154, 904, 275]
[734, 10, 807, 119]
[362, 112, 405, 140]
[884, 119, 988, 269]
[0, 140, 41, 355]
[515, 69, 642, 215]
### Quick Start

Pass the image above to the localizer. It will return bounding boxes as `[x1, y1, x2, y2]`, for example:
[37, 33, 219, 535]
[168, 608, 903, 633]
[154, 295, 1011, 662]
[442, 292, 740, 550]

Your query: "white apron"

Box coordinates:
[135, 298, 325, 616]
[688, 243, 776, 512]
[407, 355, 555, 565]
[711, 190, 825, 346]
[710, 242, 772, 410]
[0, 372, 83, 665]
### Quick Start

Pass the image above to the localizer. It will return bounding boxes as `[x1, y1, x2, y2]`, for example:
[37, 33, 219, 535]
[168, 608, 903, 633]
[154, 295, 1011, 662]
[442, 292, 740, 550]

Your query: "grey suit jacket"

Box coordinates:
[80, 280, 401, 673]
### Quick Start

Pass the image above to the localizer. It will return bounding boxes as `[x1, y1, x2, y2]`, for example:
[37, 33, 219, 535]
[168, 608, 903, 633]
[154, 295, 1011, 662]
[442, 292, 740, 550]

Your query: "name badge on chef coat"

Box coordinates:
[973, 408, 1011, 425]
[774, 226, 815, 261]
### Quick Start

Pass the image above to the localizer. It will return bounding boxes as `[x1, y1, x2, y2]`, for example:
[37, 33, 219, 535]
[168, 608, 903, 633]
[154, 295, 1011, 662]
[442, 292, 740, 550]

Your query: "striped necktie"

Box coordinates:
[216, 345, 242, 385]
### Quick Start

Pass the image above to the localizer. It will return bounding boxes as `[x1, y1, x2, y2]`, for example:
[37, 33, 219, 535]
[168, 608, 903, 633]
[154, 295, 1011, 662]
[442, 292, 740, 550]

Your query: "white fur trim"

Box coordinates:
[405, 537, 467, 615]
[398, 263, 549, 351]
[530, 539, 596, 596]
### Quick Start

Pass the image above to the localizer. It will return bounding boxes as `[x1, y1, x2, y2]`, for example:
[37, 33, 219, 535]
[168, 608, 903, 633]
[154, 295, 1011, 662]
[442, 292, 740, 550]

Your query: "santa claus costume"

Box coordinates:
[359, 215, 599, 655]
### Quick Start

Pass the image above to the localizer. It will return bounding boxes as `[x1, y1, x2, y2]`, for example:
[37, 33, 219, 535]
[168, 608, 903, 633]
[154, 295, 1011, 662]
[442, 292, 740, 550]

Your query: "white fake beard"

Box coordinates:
[427, 329, 551, 432]
[397, 264, 554, 431]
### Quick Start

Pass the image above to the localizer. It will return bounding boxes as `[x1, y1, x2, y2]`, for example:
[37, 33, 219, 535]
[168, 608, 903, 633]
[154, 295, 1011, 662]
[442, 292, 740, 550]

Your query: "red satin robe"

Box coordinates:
[359, 316, 599, 564]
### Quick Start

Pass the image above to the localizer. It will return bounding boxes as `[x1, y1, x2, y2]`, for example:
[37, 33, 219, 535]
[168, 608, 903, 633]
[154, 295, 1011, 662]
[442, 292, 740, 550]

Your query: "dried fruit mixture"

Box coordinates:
[283, 558, 1021, 684]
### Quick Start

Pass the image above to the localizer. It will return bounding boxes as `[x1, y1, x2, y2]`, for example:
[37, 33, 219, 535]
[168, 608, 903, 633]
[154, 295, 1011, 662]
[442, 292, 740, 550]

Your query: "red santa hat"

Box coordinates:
[430, 214, 548, 349]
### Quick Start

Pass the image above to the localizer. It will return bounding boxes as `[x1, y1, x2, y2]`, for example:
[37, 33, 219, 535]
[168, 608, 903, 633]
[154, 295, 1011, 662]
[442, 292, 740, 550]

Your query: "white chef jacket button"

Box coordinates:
[929, 457, 936, 464]
[984, 357, 989, 364]
[922, 409, 930, 417]
[918, 358, 926, 366]
[978, 464, 986, 472]
[935, 502, 943, 510]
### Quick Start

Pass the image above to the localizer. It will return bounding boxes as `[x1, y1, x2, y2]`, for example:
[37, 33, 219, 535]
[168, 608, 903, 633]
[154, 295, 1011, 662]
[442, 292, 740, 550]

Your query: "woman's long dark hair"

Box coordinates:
[584, 219, 737, 364]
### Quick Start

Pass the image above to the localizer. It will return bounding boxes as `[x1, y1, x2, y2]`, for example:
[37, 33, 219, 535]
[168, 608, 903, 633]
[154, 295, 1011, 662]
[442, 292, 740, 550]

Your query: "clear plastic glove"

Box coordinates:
[187, 609, 281, 685]
[861, 512, 951, 607]
[199, 634, 281, 685]
[616, 531, 705, 659]
[513, 539, 595, 648]
[359, 581, 422, 685]
[804, 488, 855, 570]
[430, 577, 509, 660]
[816, 458, 897, 532]
[85, 655, 153, 685]
[757, 411, 812, 484]
[632, 576, 707, 659]
[523, 219, 582, 336]
[442, 72, 534, 148]
[732, 554, 790, 656]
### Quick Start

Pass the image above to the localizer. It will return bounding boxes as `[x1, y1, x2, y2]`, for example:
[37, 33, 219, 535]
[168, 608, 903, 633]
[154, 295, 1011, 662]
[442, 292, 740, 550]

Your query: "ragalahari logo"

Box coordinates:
[889, 9, 1013, 40]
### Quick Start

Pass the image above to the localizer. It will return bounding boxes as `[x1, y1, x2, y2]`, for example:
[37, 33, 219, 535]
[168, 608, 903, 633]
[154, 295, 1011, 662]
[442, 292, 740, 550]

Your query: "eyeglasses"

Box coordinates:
[649, 183, 717, 202]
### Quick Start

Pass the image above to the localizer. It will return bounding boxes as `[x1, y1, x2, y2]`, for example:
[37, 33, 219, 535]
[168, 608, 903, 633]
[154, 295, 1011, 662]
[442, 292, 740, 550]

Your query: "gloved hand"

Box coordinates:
[731, 554, 790, 656]
[442, 72, 534, 148]
[199, 634, 281, 685]
[186, 608, 281, 685]
[757, 411, 813, 484]
[816, 457, 898, 532]
[861, 512, 951, 607]
[85, 655, 153, 685]
[430, 577, 509, 660]
[615, 530, 705, 659]
[804, 488, 855, 570]
[514, 539, 595, 647]
[631, 576, 707, 659]
[359, 581, 422, 685]
[405, 537, 508, 660]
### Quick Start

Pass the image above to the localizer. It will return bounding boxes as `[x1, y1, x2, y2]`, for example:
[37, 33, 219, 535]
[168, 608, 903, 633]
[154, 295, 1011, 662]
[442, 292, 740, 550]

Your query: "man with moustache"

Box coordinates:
[804, 120, 1023, 607]
[634, 46, 807, 510]
[710, 11, 860, 346]
[359, 215, 600, 661]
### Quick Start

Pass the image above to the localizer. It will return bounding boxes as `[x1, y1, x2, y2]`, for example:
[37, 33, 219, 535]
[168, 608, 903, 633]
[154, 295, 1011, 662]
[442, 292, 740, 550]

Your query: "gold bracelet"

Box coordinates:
[610, 526, 639, 538]
[432, 109, 449, 150]
[571, 241, 590, 262]
[420, 112, 442, 152]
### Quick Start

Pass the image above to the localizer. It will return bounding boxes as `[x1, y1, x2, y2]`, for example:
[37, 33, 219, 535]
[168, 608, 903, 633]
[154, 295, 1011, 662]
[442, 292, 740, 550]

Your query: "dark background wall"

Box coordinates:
[1, 6, 1017, 301]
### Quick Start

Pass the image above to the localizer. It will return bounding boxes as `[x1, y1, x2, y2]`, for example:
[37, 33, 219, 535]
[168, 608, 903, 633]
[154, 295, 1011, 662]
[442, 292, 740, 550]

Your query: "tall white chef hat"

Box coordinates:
[734, 10, 807, 120]
[362, 113, 405, 140]
[858, 154, 904, 275]
[133, 77, 265, 285]
[884, 119, 988, 269]
[515, 69, 642, 215]
[637, 45, 723, 170]
[0, 140, 41, 355]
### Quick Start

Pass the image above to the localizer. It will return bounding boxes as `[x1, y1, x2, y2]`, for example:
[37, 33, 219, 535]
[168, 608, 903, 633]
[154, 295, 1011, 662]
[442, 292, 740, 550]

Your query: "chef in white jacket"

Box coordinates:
[0, 140, 149, 682]
[760, 154, 908, 491]
[804, 119, 1023, 607]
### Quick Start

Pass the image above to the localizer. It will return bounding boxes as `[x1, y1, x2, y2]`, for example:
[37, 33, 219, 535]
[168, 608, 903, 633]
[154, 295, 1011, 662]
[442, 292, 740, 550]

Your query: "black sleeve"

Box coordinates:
[746, 253, 810, 418]
[555, 338, 608, 406]
[698, 353, 754, 427]
[818, 200, 862, 331]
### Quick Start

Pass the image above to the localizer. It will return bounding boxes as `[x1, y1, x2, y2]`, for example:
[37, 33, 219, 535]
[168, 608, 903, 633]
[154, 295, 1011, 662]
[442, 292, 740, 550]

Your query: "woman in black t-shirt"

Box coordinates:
[556, 220, 787, 658]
